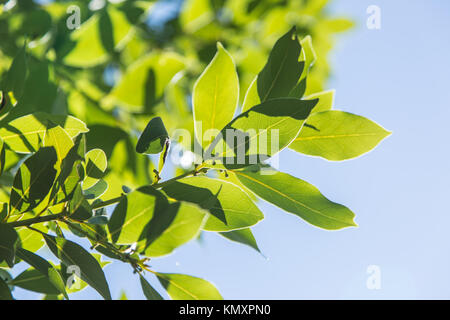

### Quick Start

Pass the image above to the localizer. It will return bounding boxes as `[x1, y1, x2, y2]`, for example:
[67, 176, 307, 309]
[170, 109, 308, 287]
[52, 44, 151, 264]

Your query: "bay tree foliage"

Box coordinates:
[0, 0, 390, 300]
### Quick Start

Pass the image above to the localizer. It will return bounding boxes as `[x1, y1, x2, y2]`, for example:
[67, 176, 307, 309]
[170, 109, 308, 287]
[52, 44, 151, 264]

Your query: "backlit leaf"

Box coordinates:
[235, 165, 357, 230]
[205, 98, 317, 169]
[290, 111, 391, 161]
[108, 186, 169, 244]
[157, 273, 222, 300]
[193, 42, 239, 149]
[0, 113, 88, 154]
[142, 202, 207, 257]
[162, 176, 263, 231]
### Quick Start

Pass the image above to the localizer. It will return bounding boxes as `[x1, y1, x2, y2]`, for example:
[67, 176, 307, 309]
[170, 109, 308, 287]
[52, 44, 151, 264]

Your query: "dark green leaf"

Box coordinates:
[16, 248, 67, 299]
[43, 234, 111, 300]
[136, 117, 169, 154]
[11, 268, 60, 295]
[257, 27, 304, 102]
[0, 277, 13, 300]
[3, 46, 27, 99]
[140, 275, 163, 300]
[0, 224, 19, 268]
[9, 146, 57, 215]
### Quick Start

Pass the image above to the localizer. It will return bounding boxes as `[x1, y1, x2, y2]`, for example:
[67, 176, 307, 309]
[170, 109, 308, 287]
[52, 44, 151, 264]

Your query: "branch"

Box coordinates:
[5, 212, 67, 228]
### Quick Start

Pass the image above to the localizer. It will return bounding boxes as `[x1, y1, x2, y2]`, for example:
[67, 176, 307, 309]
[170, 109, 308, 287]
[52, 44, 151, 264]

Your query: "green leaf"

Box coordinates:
[235, 165, 357, 230]
[257, 27, 303, 102]
[11, 268, 60, 295]
[83, 149, 107, 189]
[69, 184, 93, 221]
[193, 42, 239, 149]
[219, 228, 260, 253]
[84, 180, 108, 200]
[162, 176, 263, 231]
[9, 146, 57, 215]
[142, 202, 208, 257]
[0, 137, 5, 177]
[60, 6, 133, 67]
[289, 36, 317, 99]
[16, 248, 68, 299]
[306, 90, 335, 114]
[53, 134, 86, 203]
[44, 126, 74, 167]
[3, 46, 27, 99]
[180, 0, 214, 33]
[0, 277, 13, 300]
[0, 224, 19, 267]
[108, 52, 185, 112]
[0, 113, 88, 154]
[157, 273, 222, 300]
[290, 111, 391, 161]
[108, 186, 169, 244]
[140, 275, 163, 300]
[136, 117, 169, 154]
[205, 98, 317, 169]
[17, 225, 45, 252]
[43, 234, 111, 300]
[241, 76, 259, 113]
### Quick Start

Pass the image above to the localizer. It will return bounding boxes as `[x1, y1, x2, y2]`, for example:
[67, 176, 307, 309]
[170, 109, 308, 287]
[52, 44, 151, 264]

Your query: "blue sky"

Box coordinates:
[13, 0, 450, 299]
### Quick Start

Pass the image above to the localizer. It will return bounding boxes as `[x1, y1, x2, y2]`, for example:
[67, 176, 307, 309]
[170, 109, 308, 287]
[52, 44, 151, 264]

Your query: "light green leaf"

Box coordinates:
[306, 90, 335, 114]
[257, 27, 303, 102]
[17, 226, 45, 252]
[44, 126, 74, 167]
[43, 234, 112, 300]
[107, 52, 185, 112]
[142, 202, 208, 257]
[193, 42, 239, 149]
[108, 186, 169, 244]
[290, 111, 391, 161]
[140, 275, 163, 300]
[235, 165, 357, 230]
[83, 149, 107, 189]
[0, 277, 12, 300]
[180, 0, 214, 33]
[241, 76, 259, 113]
[157, 273, 222, 300]
[205, 98, 317, 169]
[16, 248, 68, 299]
[162, 176, 263, 231]
[9, 146, 57, 215]
[61, 6, 133, 67]
[136, 117, 169, 154]
[0, 224, 19, 267]
[0, 137, 4, 177]
[0, 113, 88, 154]
[219, 228, 260, 253]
